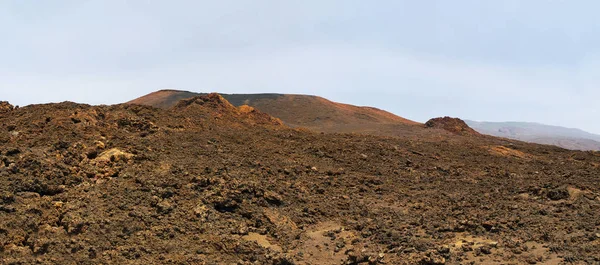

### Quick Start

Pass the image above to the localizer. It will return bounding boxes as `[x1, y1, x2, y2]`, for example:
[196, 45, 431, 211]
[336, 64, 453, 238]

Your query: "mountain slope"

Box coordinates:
[467, 120, 600, 151]
[127, 89, 427, 137]
[126, 90, 202, 109]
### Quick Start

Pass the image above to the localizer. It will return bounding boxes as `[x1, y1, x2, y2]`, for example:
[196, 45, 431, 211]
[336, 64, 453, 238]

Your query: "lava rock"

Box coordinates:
[547, 188, 570, 201]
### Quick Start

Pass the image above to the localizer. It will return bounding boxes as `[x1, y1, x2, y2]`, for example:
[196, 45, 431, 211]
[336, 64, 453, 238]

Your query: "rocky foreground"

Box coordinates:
[1, 95, 600, 264]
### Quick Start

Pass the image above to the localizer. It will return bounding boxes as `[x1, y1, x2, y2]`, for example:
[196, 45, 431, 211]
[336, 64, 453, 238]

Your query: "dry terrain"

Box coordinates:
[1, 95, 600, 264]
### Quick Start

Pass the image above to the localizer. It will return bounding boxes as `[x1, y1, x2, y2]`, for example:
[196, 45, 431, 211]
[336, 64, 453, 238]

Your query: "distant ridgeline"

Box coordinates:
[466, 120, 600, 151]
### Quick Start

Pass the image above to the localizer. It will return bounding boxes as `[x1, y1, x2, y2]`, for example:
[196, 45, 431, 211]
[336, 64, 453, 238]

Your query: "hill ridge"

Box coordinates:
[126, 90, 420, 134]
[466, 120, 600, 150]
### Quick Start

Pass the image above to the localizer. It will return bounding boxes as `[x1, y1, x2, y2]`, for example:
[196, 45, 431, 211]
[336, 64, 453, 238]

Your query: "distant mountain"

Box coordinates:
[127, 90, 429, 137]
[466, 120, 600, 151]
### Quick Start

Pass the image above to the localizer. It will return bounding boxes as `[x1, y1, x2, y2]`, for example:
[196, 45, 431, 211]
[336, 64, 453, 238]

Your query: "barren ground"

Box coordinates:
[1, 95, 600, 264]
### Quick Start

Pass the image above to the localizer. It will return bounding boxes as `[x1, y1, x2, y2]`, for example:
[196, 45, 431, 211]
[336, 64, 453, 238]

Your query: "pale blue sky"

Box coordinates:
[1, 1, 599, 133]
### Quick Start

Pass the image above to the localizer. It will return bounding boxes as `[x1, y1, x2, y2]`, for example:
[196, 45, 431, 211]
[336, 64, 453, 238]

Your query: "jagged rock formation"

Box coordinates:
[0, 101, 14, 114]
[425, 116, 480, 136]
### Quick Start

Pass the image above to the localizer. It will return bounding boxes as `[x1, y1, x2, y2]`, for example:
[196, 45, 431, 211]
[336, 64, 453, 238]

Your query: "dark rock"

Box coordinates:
[479, 246, 492, 255]
[264, 191, 283, 205]
[5, 148, 20, 156]
[156, 200, 174, 214]
[547, 188, 569, 201]
[0, 205, 16, 213]
[420, 250, 446, 264]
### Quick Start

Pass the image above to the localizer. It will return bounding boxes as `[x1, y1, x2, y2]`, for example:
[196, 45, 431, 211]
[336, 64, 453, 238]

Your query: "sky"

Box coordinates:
[1, 1, 599, 133]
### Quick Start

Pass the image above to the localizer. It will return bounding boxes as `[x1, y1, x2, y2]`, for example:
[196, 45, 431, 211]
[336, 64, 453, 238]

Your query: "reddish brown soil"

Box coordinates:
[1, 94, 600, 264]
[127, 90, 420, 134]
[126, 90, 202, 109]
[242, 94, 419, 128]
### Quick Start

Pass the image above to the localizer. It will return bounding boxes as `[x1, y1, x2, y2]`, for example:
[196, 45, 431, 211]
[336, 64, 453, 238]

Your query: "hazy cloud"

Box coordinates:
[1, 1, 599, 133]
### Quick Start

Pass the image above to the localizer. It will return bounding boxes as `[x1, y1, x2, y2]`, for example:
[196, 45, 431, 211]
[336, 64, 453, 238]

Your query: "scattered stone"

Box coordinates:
[547, 187, 570, 201]
[264, 209, 298, 231]
[237, 225, 249, 235]
[0, 205, 16, 213]
[95, 141, 106, 150]
[420, 250, 446, 264]
[193, 204, 210, 220]
[263, 190, 283, 205]
[437, 246, 450, 254]
[5, 148, 20, 156]
[156, 200, 174, 214]
[60, 213, 87, 235]
[85, 148, 99, 159]
[462, 245, 473, 252]
[479, 246, 492, 255]
[16, 192, 40, 199]
[524, 256, 539, 264]
[95, 148, 133, 162]
[333, 241, 345, 253]
[343, 251, 369, 265]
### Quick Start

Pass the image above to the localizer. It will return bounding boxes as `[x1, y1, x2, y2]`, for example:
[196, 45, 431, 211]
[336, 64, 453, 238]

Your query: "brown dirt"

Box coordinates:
[1, 94, 600, 264]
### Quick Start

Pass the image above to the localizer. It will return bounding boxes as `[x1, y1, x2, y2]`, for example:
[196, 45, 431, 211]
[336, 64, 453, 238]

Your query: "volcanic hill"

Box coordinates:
[1, 93, 600, 264]
[127, 90, 426, 137]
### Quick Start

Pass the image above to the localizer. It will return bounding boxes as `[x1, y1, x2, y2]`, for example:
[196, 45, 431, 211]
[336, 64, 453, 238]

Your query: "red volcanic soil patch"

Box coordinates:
[127, 90, 201, 109]
[425, 116, 480, 135]
[247, 94, 420, 128]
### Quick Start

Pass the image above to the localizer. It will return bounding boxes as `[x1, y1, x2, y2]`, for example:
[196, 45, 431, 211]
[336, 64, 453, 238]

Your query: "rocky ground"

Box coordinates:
[1, 95, 600, 264]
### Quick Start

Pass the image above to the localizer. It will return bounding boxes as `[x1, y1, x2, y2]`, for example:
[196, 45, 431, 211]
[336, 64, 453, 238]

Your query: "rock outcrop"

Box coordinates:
[0, 101, 14, 114]
[425, 116, 480, 136]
